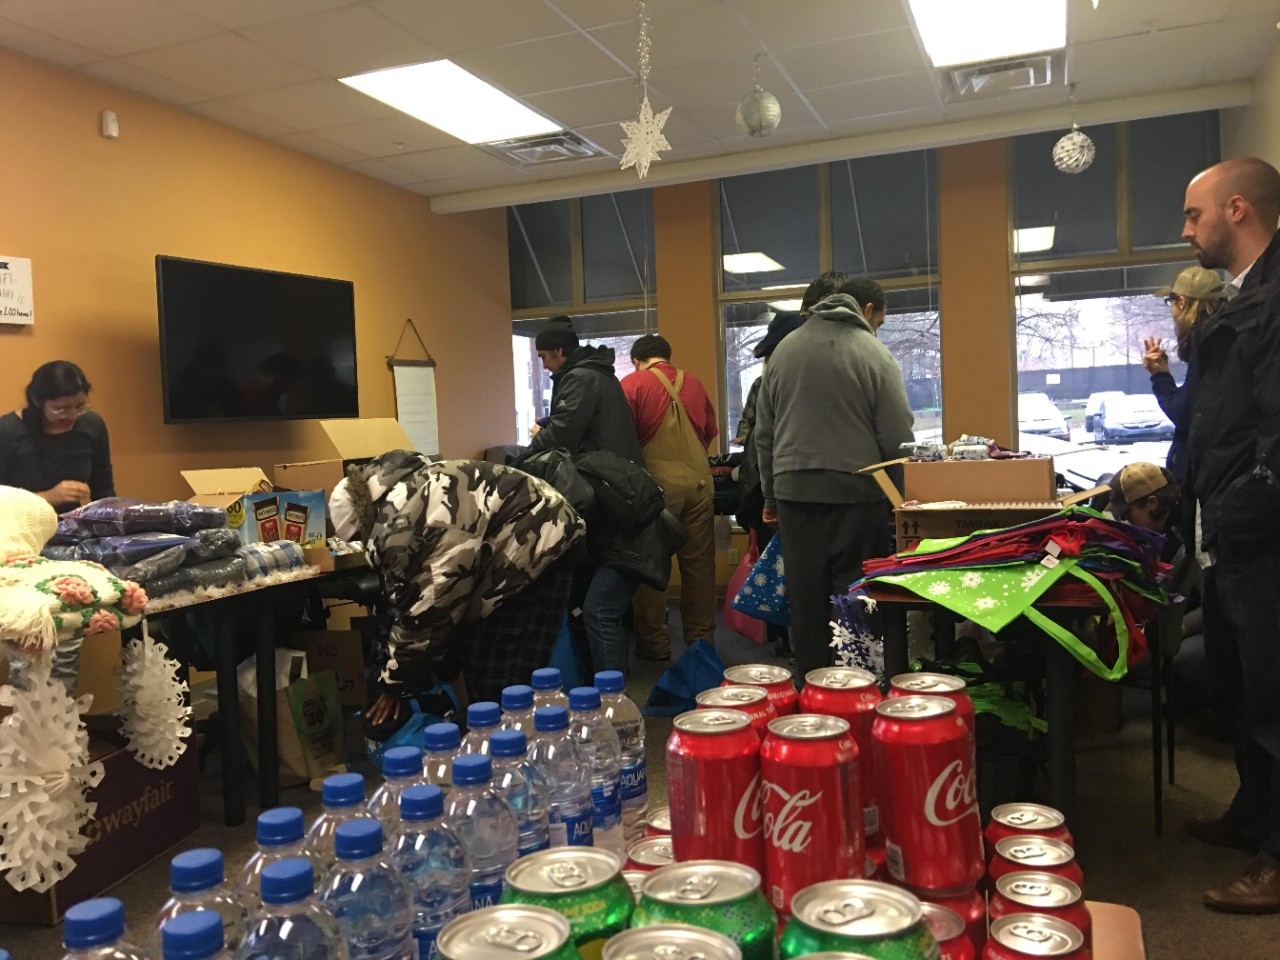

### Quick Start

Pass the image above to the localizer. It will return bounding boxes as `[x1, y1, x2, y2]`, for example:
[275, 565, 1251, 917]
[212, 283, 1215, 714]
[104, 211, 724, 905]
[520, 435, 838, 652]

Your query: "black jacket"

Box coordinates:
[1150, 371, 1191, 484]
[1185, 229, 1280, 554]
[528, 345, 644, 464]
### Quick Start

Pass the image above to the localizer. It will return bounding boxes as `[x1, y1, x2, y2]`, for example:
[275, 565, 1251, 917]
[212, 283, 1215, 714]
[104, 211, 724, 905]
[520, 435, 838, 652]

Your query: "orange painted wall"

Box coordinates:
[0, 50, 514, 503]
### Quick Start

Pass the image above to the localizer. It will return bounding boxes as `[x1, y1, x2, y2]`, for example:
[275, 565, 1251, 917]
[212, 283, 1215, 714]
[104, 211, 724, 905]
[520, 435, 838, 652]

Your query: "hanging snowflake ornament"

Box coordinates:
[735, 53, 781, 138]
[1052, 85, 1094, 175]
[0, 665, 104, 893]
[619, 1, 671, 180]
[116, 621, 191, 769]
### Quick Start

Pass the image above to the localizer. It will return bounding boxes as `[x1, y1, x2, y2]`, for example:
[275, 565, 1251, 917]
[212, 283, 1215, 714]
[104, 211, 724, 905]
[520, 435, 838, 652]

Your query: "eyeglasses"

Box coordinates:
[45, 399, 90, 418]
[1163, 295, 1180, 306]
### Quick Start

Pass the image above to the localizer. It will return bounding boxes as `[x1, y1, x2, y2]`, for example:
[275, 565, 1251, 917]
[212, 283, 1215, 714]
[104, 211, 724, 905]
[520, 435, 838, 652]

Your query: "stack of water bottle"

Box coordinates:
[45, 669, 647, 960]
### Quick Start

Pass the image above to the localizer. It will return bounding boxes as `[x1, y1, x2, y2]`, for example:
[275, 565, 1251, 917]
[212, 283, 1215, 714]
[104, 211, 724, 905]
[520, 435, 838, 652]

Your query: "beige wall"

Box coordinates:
[1222, 40, 1280, 161]
[0, 50, 514, 504]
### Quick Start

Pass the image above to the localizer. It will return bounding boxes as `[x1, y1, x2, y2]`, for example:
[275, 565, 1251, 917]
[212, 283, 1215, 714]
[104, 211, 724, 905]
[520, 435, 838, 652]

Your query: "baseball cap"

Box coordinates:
[1109, 462, 1179, 506]
[1154, 266, 1224, 301]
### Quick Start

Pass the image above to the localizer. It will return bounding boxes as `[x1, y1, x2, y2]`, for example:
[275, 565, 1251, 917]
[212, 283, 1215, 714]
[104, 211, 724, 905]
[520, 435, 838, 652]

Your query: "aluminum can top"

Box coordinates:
[437, 906, 572, 960]
[989, 914, 1085, 956]
[724, 664, 793, 686]
[993, 837, 1076, 869]
[645, 807, 671, 833]
[875, 695, 955, 720]
[890, 673, 967, 695]
[789, 880, 922, 939]
[918, 902, 965, 942]
[994, 872, 1083, 909]
[673, 709, 752, 735]
[603, 925, 742, 960]
[766, 714, 851, 740]
[698, 686, 771, 708]
[642, 860, 763, 906]
[505, 847, 622, 894]
[805, 668, 877, 690]
[990, 804, 1066, 832]
[627, 837, 674, 868]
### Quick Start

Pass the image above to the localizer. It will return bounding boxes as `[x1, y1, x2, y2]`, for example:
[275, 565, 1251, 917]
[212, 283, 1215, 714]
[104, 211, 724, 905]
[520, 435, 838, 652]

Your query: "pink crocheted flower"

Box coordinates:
[85, 609, 120, 635]
[50, 576, 95, 606]
[120, 582, 148, 616]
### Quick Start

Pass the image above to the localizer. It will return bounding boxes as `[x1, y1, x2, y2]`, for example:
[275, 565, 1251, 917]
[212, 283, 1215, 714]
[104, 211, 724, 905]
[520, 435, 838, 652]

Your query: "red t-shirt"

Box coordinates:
[620, 361, 719, 448]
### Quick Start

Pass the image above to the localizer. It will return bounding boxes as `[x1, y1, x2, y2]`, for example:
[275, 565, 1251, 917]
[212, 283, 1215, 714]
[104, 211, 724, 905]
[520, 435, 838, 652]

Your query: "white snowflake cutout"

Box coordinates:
[115, 621, 191, 770]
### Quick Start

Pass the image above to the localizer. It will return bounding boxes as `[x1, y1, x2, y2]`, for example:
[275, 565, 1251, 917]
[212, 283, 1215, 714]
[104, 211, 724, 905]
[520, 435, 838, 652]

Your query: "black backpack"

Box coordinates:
[572, 450, 665, 531]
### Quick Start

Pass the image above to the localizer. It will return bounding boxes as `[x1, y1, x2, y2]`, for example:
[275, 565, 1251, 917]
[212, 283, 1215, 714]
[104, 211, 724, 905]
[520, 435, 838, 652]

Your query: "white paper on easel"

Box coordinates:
[0, 257, 34, 325]
[392, 362, 440, 456]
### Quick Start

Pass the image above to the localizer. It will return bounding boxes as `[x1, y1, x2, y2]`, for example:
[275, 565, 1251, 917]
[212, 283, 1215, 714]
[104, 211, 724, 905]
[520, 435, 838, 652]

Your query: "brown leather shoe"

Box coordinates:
[1185, 812, 1258, 852]
[1205, 858, 1280, 914]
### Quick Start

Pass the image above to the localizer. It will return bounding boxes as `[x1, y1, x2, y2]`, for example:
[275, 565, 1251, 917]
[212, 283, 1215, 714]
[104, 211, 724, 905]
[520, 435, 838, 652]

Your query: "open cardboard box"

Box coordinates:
[859, 457, 1107, 550]
[181, 466, 326, 547]
[273, 418, 415, 505]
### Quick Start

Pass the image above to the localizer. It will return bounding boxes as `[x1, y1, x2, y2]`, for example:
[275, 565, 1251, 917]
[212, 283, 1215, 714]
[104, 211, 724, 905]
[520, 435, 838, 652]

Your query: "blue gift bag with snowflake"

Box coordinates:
[730, 532, 790, 626]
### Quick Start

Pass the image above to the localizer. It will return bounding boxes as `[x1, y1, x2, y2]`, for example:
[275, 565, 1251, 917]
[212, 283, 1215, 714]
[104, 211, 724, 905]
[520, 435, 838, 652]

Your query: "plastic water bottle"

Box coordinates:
[459, 702, 501, 756]
[148, 849, 247, 957]
[595, 670, 648, 845]
[235, 807, 314, 911]
[527, 706, 594, 848]
[318, 820, 416, 960]
[423, 723, 461, 789]
[500, 685, 536, 739]
[368, 746, 427, 832]
[160, 910, 232, 960]
[489, 729, 551, 857]
[391, 785, 472, 960]
[568, 687, 624, 855]
[306, 772, 376, 870]
[530, 668, 569, 710]
[237, 858, 344, 960]
[61, 898, 148, 960]
[443, 754, 519, 910]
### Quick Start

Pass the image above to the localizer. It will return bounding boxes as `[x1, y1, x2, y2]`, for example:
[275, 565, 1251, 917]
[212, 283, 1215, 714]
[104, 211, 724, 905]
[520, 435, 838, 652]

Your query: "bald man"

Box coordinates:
[1180, 156, 1280, 913]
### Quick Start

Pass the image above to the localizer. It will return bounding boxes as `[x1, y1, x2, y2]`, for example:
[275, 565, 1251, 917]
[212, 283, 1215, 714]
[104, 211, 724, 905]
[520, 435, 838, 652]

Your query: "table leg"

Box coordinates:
[1045, 637, 1079, 822]
[879, 606, 910, 680]
[214, 606, 245, 827]
[252, 596, 279, 810]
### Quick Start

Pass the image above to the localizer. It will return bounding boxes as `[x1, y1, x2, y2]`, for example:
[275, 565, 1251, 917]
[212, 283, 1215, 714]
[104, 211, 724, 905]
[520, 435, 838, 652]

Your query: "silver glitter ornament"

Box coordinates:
[736, 88, 781, 137]
[1052, 124, 1095, 174]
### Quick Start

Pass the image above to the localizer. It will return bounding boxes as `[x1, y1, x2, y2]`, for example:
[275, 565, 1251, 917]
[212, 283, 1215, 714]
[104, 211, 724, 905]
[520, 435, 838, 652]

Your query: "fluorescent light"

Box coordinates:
[1014, 227, 1055, 255]
[907, 0, 1067, 68]
[1018, 292, 1046, 306]
[1016, 274, 1050, 287]
[761, 284, 801, 291]
[768, 299, 804, 311]
[340, 60, 560, 144]
[723, 252, 786, 274]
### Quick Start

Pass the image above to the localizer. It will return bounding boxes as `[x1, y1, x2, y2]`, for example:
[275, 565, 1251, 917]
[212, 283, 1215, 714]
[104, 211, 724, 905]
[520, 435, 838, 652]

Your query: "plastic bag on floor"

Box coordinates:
[642, 640, 726, 717]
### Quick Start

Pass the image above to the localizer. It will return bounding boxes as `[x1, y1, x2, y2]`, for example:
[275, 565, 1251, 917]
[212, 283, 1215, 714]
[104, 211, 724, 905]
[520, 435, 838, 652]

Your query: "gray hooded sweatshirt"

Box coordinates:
[755, 293, 915, 504]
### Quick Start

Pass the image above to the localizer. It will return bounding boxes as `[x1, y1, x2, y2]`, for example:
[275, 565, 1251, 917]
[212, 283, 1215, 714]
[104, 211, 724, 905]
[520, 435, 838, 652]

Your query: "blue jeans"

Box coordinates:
[583, 566, 640, 676]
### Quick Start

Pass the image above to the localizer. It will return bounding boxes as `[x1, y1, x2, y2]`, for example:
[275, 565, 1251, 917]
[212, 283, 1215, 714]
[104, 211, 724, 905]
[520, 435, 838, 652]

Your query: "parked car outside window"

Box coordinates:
[1018, 391, 1070, 442]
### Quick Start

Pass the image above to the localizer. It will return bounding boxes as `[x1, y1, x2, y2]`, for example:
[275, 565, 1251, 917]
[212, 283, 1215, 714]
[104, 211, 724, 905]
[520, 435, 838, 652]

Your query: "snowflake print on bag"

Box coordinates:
[960, 571, 984, 588]
[928, 581, 951, 596]
[975, 597, 998, 610]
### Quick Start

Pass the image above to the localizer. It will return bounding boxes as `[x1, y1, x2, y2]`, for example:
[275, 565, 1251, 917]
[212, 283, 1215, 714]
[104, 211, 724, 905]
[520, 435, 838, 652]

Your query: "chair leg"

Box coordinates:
[1164, 655, 1176, 786]
[1151, 660, 1163, 837]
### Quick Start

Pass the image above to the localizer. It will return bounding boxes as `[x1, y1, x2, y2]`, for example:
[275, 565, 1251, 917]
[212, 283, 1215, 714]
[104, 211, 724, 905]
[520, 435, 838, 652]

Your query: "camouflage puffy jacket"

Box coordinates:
[339, 451, 585, 689]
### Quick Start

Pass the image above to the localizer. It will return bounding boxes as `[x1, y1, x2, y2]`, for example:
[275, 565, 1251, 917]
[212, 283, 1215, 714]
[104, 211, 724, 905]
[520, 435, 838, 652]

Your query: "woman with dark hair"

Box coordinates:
[0, 361, 114, 511]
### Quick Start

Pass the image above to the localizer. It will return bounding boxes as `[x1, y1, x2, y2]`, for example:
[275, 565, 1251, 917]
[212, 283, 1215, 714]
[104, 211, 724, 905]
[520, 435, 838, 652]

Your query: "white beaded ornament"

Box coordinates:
[1053, 124, 1096, 174]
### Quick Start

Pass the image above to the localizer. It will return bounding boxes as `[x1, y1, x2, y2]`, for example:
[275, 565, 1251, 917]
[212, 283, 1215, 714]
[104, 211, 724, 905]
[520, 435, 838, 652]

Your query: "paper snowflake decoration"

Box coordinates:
[116, 626, 191, 769]
[0, 667, 104, 892]
[830, 618, 883, 679]
[619, 95, 671, 180]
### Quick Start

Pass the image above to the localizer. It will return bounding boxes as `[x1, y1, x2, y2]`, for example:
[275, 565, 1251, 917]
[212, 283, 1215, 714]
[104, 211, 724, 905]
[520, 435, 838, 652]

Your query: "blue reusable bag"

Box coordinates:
[642, 640, 726, 717]
[730, 533, 791, 626]
[362, 682, 460, 766]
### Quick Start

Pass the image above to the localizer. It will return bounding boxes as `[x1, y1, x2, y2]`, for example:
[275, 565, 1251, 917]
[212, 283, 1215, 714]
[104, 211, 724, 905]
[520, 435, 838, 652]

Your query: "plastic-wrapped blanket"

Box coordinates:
[55, 498, 227, 541]
[186, 527, 241, 563]
[109, 545, 190, 584]
[144, 556, 247, 599]
[237, 540, 307, 580]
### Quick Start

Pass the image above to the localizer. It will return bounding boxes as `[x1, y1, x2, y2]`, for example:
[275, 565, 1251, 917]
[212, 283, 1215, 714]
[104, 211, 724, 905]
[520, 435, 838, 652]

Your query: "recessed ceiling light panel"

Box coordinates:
[907, 0, 1067, 68]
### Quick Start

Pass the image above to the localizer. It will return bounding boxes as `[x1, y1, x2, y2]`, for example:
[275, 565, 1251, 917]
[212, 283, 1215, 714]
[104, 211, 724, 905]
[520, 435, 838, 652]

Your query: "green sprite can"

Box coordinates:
[604, 925, 743, 960]
[779, 881, 939, 960]
[631, 860, 778, 960]
[436, 905, 580, 960]
[500, 847, 633, 960]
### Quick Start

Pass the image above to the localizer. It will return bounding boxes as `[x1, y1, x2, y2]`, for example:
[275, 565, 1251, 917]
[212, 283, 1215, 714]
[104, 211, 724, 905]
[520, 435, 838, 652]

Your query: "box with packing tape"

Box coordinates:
[273, 418, 415, 506]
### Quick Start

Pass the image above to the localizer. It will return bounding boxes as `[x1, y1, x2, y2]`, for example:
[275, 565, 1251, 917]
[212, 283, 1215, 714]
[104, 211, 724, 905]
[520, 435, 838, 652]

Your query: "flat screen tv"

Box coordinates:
[156, 256, 359, 423]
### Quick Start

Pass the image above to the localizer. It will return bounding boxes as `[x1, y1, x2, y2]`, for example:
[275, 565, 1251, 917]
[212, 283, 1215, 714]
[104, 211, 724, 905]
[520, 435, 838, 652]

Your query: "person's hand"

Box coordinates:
[762, 503, 778, 527]
[530, 423, 541, 438]
[365, 691, 403, 727]
[731, 435, 746, 445]
[41, 480, 91, 508]
[1141, 335, 1169, 375]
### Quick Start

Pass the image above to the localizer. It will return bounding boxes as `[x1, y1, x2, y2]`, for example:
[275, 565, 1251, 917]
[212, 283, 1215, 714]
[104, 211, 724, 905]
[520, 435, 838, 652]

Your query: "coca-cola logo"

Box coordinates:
[760, 781, 821, 852]
[924, 759, 978, 827]
[733, 774, 764, 839]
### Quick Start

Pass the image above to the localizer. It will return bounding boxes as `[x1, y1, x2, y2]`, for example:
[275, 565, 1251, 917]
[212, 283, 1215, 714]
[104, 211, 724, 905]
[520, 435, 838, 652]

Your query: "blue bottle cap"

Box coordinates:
[452, 753, 492, 786]
[321, 772, 366, 807]
[467, 701, 501, 729]
[382, 745, 424, 778]
[594, 670, 625, 694]
[161, 909, 224, 960]
[63, 898, 125, 949]
[169, 848, 224, 893]
[568, 687, 601, 711]
[334, 818, 384, 860]
[489, 729, 527, 758]
[256, 807, 305, 847]
[530, 668, 562, 691]
[260, 858, 314, 905]
[534, 705, 569, 732]
[502, 685, 534, 711]
[400, 784, 445, 822]
[424, 722, 461, 751]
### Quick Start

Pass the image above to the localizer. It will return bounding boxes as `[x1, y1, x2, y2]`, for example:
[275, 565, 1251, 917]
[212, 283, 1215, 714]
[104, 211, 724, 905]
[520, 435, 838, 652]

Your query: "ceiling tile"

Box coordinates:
[575, 106, 715, 156]
[526, 78, 650, 130]
[345, 156, 425, 186]
[678, 91, 822, 142]
[825, 106, 947, 138]
[0, 15, 100, 66]
[1212, 15, 1280, 63]
[456, 32, 631, 97]
[1070, 0, 1233, 45]
[403, 180, 451, 196]
[240, 5, 442, 77]
[437, 170, 537, 192]
[1070, 24, 1216, 82]
[310, 114, 459, 158]
[81, 57, 212, 104]
[734, 0, 910, 49]
[775, 30, 927, 91]
[164, 0, 354, 30]
[717, 124, 832, 154]
[186, 98, 299, 138]
[647, 55, 791, 110]
[0, 0, 220, 56]
[1225, 0, 1280, 16]
[549, 0, 711, 31]
[805, 72, 940, 125]
[124, 33, 320, 98]
[1069, 71, 1200, 103]
[589, 4, 758, 71]
[372, 0, 573, 55]
[386, 144, 516, 180]
[1200, 59, 1258, 82]
[274, 130, 368, 164]
[230, 78, 396, 129]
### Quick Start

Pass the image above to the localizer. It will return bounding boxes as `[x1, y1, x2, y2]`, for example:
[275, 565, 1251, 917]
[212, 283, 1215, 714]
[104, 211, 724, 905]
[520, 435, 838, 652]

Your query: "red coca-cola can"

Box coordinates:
[801, 667, 884, 844]
[759, 714, 864, 915]
[872, 696, 983, 892]
[697, 685, 778, 737]
[988, 837, 1084, 890]
[983, 914, 1085, 959]
[625, 836, 675, 872]
[865, 844, 887, 880]
[990, 872, 1091, 954]
[985, 804, 1074, 868]
[644, 805, 671, 837]
[920, 903, 977, 960]
[889, 673, 975, 743]
[666, 709, 764, 871]
[918, 885, 987, 956]
[723, 664, 799, 716]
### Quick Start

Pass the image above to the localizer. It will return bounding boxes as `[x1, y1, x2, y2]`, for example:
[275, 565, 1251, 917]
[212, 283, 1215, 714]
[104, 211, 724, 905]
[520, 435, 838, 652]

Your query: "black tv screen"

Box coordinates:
[156, 256, 359, 423]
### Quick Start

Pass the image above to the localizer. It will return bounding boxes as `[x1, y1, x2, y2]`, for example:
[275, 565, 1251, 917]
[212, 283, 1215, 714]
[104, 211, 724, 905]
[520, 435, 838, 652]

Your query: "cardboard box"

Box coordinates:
[0, 735, 200, 925]
[274, 418, 415, 504]
[297, 629, 368, 707]
[180, 468, 326, 546]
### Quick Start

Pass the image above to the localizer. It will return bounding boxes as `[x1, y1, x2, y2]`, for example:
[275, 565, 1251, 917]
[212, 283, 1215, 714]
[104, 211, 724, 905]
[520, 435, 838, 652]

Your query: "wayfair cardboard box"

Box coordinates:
[859, 457, 1104, 550]
[181, 467, 326, 547]
[274, 418, 416, 505]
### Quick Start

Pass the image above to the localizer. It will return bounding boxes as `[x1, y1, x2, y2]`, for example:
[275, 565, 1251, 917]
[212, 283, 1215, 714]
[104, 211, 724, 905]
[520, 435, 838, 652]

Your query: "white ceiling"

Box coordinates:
[1, 0, 1277, 209]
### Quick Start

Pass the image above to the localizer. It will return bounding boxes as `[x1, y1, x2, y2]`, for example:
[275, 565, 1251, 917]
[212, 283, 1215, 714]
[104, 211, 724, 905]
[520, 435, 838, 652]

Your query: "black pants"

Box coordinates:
[776, 499, 890, 679]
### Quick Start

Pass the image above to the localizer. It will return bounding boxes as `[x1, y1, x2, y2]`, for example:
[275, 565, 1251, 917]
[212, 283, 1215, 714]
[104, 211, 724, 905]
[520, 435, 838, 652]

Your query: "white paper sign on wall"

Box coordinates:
[0, 257, 34, 325]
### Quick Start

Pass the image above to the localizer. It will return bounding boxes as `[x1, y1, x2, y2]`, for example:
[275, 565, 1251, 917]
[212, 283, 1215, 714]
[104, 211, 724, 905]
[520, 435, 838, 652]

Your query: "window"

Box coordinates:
[1012, 125, 1119, 261]
[508, 201, 573, 309]
[720, 166, 821, 291]
[831, 151, 939, 279]
[1129, 112, 1220, 250]
[582, 190, 655, 302]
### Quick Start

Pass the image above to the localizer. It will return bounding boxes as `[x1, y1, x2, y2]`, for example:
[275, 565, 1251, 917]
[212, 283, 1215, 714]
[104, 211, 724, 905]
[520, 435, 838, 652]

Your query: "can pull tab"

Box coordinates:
[1009, 922, 1055, 945]
[1005, 810, 1038, 826]
[1009, 880, 1052, 897]
[1007, 844, 1043, 862]
[704, 714, 738, 727]
[818, 897, 874, 926]
[723, 690, 752, 702]
[792, 718, 823, 736]
[901, 678, 940, 691]
[747, 669, 772, 683]
[484, 926, 545, 953]
[825, 673, 853, 688]
[547, 862, 587, 888]
[675, 875, 719, 901]
[655, 947, 705, 960]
